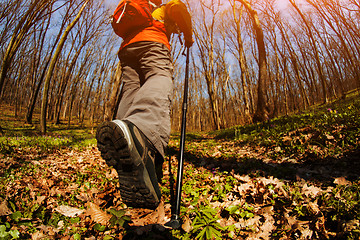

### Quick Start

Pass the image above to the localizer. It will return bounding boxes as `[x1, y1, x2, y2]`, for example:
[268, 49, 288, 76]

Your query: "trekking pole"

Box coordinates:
[166, 47, 190, 229]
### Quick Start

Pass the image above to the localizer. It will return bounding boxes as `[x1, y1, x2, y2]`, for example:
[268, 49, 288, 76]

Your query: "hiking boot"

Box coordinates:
[155, 154, 164, 183]
[96, 120, 161, 209]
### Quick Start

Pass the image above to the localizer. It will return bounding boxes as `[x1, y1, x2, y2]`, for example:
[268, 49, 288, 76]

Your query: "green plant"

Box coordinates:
[190, 205, 225, 240]
[211, 173, 237, 202]
[226, 202, 254, 220]
[108, 208, 131, 228]
[293, 204, 309, 218]
[0, 139, 15, 155]
[0, 224, 20, 239]
[321, 183, 360, 221]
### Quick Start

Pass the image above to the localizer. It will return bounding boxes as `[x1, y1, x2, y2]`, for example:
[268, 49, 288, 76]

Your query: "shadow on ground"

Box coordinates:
[166, 143, 360, 185]
[122, 224, 179, 240]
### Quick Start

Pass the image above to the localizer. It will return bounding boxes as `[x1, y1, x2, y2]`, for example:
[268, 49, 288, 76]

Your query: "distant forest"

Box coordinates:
[0, 0, 359, 133]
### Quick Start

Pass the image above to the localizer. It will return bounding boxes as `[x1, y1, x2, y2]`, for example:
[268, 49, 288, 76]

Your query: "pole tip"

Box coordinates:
[165, 214, 182, 229]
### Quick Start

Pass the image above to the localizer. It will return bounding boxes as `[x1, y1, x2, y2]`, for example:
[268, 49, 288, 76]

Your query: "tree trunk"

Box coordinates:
[40, 0, 90, 134]
[25, 4, 70, 124]
[67, 52, 93, 127]
[104, 62, 122, 121]
[230, 2, 252, 123]
[289, 0, 328, 104]
[54, 46, 84, 124]
[0, 0, 53, 97]
[235, 0, 268, 122]
[194, 0, 223, 130]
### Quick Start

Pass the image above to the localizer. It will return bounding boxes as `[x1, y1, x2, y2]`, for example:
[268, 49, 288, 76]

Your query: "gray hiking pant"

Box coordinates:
[116, 41, 174, 158]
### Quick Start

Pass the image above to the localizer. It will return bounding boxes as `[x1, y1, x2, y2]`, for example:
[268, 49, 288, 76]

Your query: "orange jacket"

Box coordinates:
[120, 0, 192, 51]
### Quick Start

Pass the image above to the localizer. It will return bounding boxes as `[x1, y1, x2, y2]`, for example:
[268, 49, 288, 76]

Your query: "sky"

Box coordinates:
[103, 0, 117, 9]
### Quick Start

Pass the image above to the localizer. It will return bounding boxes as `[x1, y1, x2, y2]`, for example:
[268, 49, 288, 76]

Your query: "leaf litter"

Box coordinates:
[0, 136, 359, 239]
[0, 95, 359, 239]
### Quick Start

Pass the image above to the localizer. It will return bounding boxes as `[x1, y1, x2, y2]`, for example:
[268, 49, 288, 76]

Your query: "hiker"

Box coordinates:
[96, 0, 193, 209]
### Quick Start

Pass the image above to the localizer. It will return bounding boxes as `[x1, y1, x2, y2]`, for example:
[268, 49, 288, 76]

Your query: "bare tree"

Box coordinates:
[235, 0, 268, 122]
[104, 62, 122, 121]
[227, 0, 252, 123]
[0, 0, 57, 97]
[0, 0, 22, 44]
[306, 0, 360, 92]
[66, 48, 95, 127]
[193, 0, 224, 130]
[288, 0, 329, 104]
[40, 0, 90, 134]
[25, 4, 67, 124]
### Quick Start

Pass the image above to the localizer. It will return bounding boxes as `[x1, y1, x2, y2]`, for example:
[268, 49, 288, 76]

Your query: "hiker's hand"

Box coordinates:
[185, 37, 194, 48]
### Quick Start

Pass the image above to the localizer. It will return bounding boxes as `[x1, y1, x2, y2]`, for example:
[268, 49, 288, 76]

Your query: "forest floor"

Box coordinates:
[0, 92, 359, 239]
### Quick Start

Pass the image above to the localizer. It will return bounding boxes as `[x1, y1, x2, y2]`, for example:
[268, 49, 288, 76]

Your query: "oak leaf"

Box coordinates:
[0, 200, 12, 216]
[55, 205, 85, 218]
[86, 202, 111, 225]
[302, 184, 322, 198]
[334, 177, 350, 185]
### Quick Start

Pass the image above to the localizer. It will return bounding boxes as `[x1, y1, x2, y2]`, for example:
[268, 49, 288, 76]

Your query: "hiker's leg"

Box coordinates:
[96, 42, 170, 209]
[117, 42, 173, 158]
[116, 49, 142, 119]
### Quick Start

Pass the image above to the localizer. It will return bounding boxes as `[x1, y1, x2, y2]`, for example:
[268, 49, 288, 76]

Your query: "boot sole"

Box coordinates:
[96, 121, 161, 209]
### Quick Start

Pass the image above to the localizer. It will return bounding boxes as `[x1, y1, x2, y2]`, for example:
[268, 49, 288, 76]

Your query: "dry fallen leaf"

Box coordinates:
[325, 134, 335, 140]
[302, 184, 322, 198]
[308, 201, 321, 215]
[76, 193, 92, 202]
[130, 201, 166, 226]
[248, 206, 276, 239]
[258, 176, 284, 189]
[86, 202, 111, 225]
[182, 215, 192, 233]
[212, 151, 222, 157]
[255, 215, 275, 239]
[299, 225, 313, 239]
[105, 168, 118, 179]
[334, 177, 350, 185]
[35, 196, 47, 206]
[238, 215, 262, 229]
[282, 136, 292, 143]
[257, 205, 274, 215]
[237, 182, 253, 195]
[0, 200, 12, 216]
[286, 215, 300, 228]
[31, 231, 46, 240]
[156, 200, 166, 224]
[55, 205, 85, 218]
